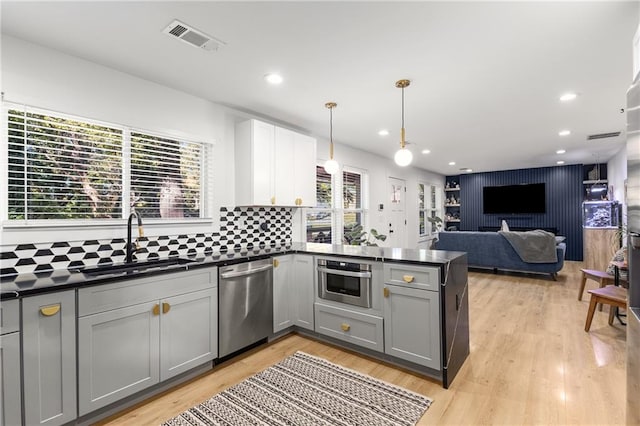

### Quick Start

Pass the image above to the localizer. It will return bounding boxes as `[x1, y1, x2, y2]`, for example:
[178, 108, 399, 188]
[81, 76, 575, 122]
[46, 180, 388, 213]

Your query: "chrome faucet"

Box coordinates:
[126, 212, 144, 263]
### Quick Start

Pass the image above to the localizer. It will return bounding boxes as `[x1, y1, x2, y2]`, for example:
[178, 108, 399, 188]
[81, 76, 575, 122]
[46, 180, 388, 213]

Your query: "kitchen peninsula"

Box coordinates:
[0, 243, 468, 426]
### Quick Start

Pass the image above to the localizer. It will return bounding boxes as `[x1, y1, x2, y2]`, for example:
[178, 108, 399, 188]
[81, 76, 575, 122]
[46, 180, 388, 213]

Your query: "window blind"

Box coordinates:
[7, 107, 124, 220]
[5, 104, 209, 222]
[130, 132, 203, 218]
[343, 170, 361, 209]
[306, 166, 333, 243]
[343, 170, 363, 236]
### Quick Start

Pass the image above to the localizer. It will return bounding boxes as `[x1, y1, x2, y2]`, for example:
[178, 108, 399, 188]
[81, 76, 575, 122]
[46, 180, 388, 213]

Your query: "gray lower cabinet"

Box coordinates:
[383, 283, 441, 370]
[160, 288, 217, 381]
[78, 301, 160, 415]
[273, 255, 294, 332]
[1, 299, 21, 426]
[273, 254, 314, 333]
[292, 255, 314, 330]
[22, 290, 77, 426]
[314, 303, 384, 352]
[78, 268, 217, 416]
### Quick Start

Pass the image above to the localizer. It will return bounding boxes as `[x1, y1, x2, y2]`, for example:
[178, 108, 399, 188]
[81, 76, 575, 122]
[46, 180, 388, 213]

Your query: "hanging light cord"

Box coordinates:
[400, 85, 405, 149]
[329, 106, 334, 160]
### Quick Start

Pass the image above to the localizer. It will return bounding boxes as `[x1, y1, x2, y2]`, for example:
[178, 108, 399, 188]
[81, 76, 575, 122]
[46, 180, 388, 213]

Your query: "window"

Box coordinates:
[342, 169, 364, 242]
[418, 182, 442, 238]
[305, 165, 367, 245]
[305, 166, 332, 243]
[5, 104, 210, 223]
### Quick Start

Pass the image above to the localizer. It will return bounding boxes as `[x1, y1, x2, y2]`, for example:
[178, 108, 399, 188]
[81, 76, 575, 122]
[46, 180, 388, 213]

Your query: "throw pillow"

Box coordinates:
[501, 220, 510, 232]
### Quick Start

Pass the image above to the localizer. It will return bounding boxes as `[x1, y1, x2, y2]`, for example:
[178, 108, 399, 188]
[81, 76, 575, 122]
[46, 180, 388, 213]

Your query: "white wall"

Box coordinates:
[1, 35, 444, 248]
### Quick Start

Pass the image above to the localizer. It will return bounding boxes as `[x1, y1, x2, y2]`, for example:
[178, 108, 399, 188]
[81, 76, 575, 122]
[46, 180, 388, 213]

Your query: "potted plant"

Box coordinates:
[427, 216, 444, 249]
[343, 224, 387, 246]
[427, 216, 443, 233]
[610, 221, 628, 264]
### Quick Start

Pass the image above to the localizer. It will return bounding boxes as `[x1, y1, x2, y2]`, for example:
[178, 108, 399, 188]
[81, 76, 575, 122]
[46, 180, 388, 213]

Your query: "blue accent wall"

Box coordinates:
[453, 165, 583, 261]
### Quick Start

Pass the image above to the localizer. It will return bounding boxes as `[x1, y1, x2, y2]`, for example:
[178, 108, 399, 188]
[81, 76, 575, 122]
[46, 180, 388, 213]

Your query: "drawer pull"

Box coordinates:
[402, 275, 415, 283]
[384, 287, 390, 298]
[273, 258, 279, 268]
[341, 323, 351, 332]
[162, 302, 171, 314]
[40, 304, 60, 316]
[152, 304, 160, 316]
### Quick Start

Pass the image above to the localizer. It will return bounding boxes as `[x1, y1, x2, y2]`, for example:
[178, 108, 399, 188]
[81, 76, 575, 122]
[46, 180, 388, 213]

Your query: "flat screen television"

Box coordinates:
[483, 183, 546, 214]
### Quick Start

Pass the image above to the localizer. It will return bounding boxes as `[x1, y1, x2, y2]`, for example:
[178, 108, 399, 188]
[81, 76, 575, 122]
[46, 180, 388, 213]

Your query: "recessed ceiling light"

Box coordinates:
[558, 130, 571, 136]
[557, 160, 565, 165]
[378, 129, 389, 136]
[448, 161, 456, 166]
[559, 93, 577, 102]
[264, 73, 283, 85]
[556, 149, 566, 154]
[460, 168, 473, 173]
[421, 149, 431, 154]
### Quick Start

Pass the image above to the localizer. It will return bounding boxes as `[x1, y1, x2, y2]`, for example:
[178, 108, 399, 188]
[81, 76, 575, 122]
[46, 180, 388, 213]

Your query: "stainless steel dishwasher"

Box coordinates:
[218, 258, 273, 358]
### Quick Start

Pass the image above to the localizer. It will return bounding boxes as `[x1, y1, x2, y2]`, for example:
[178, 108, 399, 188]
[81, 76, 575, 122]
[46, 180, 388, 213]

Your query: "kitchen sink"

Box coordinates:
[76, 258, 195, 276]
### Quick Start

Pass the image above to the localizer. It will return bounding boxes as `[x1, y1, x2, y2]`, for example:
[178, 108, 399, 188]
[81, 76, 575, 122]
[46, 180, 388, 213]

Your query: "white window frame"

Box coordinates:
[418, 181, 443, 240]
[339, 166, 368, 245]
[305, 164, 369, 245]
[2, 102, 214, 227]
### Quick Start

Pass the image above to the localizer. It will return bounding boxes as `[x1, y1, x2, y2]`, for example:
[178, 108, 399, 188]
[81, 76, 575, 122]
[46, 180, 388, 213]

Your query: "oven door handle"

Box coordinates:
[317, 267, 371, 279]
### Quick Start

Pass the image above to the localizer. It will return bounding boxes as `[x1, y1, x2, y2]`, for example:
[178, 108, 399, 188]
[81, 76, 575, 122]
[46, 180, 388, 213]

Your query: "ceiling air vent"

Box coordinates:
[162, 20, 225, 51]
[587, 131, 621, 140]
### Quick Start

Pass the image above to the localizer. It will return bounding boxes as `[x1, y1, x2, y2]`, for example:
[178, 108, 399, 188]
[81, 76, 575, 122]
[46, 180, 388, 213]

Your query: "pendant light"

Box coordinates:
[324, 102, 339, 175]
[394, 79, 413, 167]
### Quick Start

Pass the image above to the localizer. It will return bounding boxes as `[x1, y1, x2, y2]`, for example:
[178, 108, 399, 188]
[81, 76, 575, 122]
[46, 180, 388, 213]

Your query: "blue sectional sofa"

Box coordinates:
[434, 231, 566, 279]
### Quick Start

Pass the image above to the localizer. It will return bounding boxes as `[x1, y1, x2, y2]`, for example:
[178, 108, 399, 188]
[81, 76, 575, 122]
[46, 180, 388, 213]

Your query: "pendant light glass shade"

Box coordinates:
[394, 147, 413, 166]
[324, 158, 339, 175]
[324, 102, 339, 175]
[394, 79, 413, 167]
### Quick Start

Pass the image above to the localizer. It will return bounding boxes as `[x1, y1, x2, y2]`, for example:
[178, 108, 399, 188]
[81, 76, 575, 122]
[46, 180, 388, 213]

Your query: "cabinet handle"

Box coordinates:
[402, 275, 415, 283]
[162, 302, 171, 314]
[273, 258, 279, 268]
[152, 304, 160, 316]
[271, 196, 276, 205]
[40, 304, 60, 316]
[383, 287, 390, 298]
[341, 323, 351, 332]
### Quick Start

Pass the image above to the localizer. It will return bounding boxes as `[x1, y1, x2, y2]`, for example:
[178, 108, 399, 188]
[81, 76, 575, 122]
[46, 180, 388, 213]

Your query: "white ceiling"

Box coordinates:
[1, 1, 638, 175]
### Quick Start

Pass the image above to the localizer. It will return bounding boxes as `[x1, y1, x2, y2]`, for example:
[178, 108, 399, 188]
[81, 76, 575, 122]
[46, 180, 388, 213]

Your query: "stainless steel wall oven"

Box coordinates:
[317, 258, 372, 308]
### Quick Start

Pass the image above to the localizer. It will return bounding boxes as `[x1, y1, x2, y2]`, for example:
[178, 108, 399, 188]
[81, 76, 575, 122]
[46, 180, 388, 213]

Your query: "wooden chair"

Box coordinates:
[578, 269, 616, 310]
[584, 285, 628, 332]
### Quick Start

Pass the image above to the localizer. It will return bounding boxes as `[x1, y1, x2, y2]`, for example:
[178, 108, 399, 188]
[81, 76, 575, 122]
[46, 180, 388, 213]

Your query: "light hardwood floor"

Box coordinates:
[98, 261, 627, 425]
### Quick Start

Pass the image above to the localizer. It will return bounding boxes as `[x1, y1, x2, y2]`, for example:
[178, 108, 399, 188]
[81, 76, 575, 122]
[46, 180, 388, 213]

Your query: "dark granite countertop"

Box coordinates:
[0, 242, 465, 300]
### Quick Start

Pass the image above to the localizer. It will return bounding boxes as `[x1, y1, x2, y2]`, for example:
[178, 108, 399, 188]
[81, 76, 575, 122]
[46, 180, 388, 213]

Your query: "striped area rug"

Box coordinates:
[162, 351, 432, 426]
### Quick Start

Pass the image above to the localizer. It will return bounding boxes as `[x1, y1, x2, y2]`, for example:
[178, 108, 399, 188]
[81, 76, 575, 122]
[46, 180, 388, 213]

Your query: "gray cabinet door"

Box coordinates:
[78, 301, 160, 416]
[1, 332, 22, 426]
[160, 288, 217, 381]
[383, 284, 441, 370]
[292, 255, 314, 330]
[22, 290, 77, 426]
[273, 255, 293, 333]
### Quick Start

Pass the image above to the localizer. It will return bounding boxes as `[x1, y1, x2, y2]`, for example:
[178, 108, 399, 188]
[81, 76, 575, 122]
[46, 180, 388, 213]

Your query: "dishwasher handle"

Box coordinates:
[220, 264, 273, 279]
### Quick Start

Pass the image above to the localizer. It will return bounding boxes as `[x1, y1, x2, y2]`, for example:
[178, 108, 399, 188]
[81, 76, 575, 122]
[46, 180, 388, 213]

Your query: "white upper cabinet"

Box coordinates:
[236, 119, 316, 207]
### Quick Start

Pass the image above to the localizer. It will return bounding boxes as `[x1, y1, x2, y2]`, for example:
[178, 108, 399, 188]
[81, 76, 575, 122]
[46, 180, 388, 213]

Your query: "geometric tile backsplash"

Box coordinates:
[0, 206, 293, 276]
